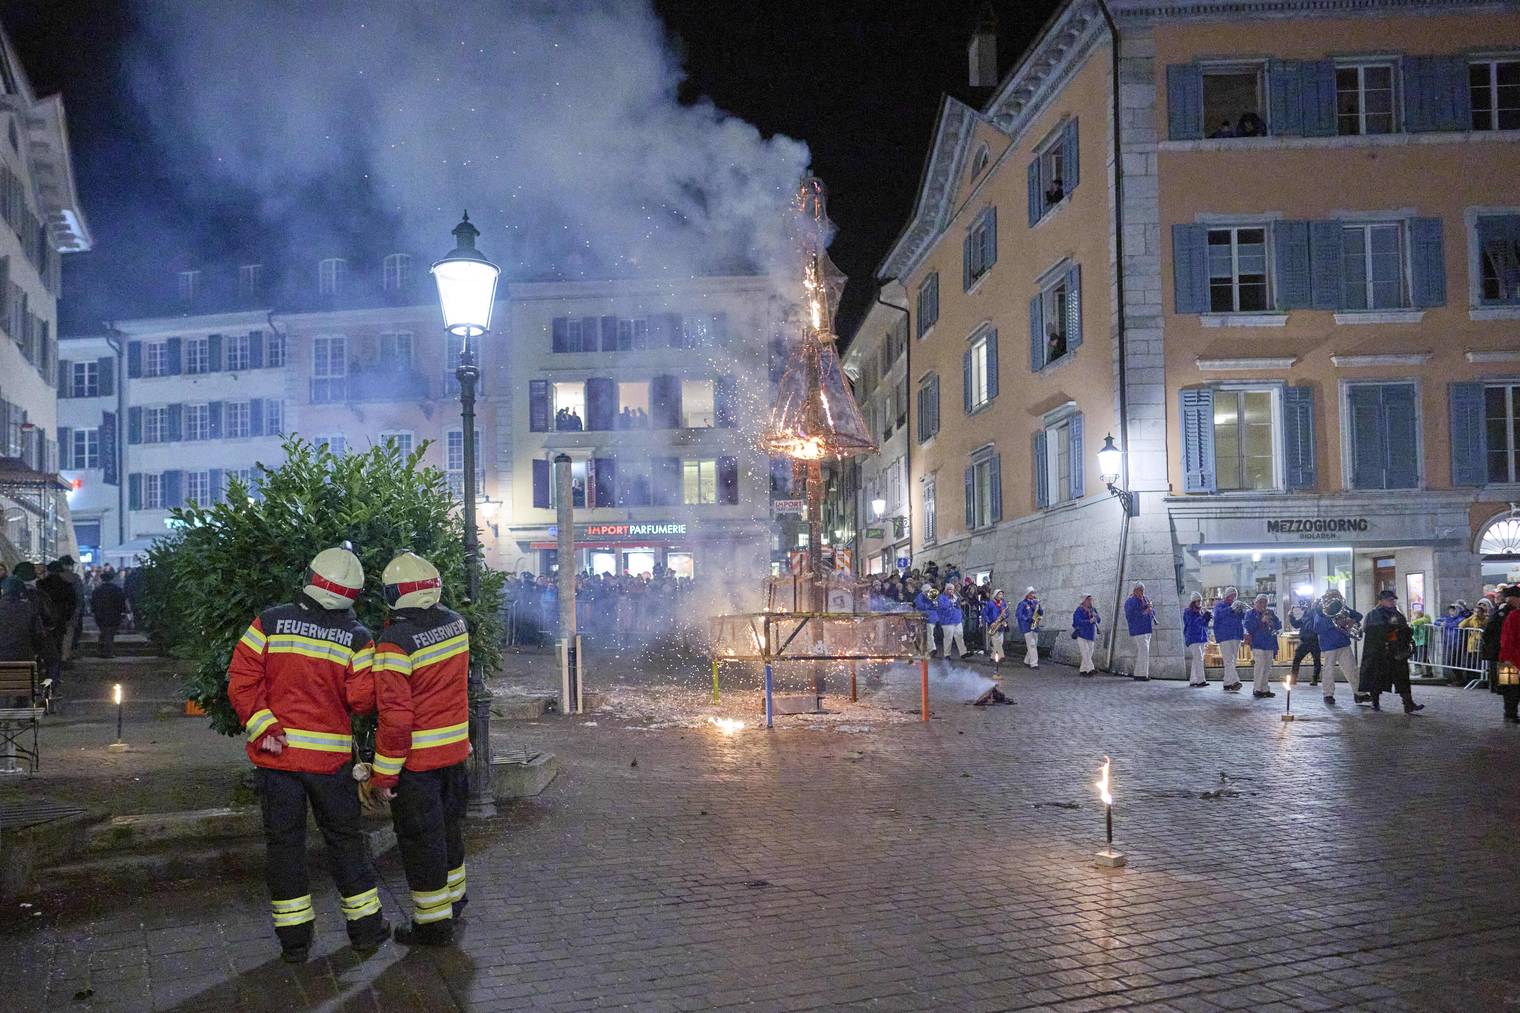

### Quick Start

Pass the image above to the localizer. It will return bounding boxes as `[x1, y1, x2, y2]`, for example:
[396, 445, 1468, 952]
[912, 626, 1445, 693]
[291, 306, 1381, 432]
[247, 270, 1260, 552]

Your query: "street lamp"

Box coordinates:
[432, 211, 501, 819]
[1096, 433, 1136, 517]
[870, 497, 886, 520]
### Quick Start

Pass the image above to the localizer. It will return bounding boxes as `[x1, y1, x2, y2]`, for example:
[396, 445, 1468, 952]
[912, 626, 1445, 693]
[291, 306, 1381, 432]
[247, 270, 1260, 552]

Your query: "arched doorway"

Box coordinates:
[1478, 505, 1520, 594]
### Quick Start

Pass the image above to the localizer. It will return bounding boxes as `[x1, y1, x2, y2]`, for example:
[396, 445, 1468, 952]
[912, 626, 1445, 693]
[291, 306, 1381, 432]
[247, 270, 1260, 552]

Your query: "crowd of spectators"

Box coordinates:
[504, 567, 699, 647]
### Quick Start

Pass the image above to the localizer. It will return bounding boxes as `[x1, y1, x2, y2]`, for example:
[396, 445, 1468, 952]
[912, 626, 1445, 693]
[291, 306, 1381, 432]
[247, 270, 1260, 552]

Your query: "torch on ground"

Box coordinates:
[1093, 755, 1126, 868]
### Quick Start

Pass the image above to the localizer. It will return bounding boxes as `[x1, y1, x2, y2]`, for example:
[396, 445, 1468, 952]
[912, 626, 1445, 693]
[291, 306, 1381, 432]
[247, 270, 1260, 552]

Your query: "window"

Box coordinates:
[225, 401, 250, 438]
[965, 330, 995, 412]
[266, 400, 283, 435]
[682, 459, 717, 505]
[178, 270, 199, 304]
[185, 338, 210, 375]
[1347, 382, 1419, 489]
[70, 360, 98, 398]
[970, 144, 990, 179]
[378, 331, 414, 365]
[1046, 417, 1074, 505]
[265, 331, 286, 367]
[143, 473, 163, 509]
[1214, 388, 1277, 491]
[318, 258, 348, 296]
[226, 333, 251, 371]
[144, 342, 168, 378]
[1336, 64, 1395, 136]
[967, 450, 1001, 530]
[1207, 227, 1269, 312]
[1484, 385, 1520, 484]
[617, 381, 651, 428]
[619, 458, 653, 506]
[895, 379, 907, 430]
[186, 471, 213, 506]
[314, 434, 347, 456]
[1203, 66, 1265, 138]
[185, 403, 210, 441]
[616, 318, 650, 350]
[380, 430, 415, 457]
[1039, 143, 1064, 208]
[382, 253, 412, 292]
[144, 406, 168, 444]
[553, 381, 586, 430]
[1470, 59, 1520, 131]
[916, 375, 940, 443]
[71, 428, 99, 469]
[1032, 265, 1082, 370]
[916, 273, 939, 337]
[964, 208, 997, 288]
[923, 476, 937, 544]
[1028, 120, 1079, 224]
[1342, 222, 1407, 310]
[447, 428, 484, 499]
[884, 317, 907, 367]
[312, 336, 348, 403]
[239, 263, 262, 299]
[1477, 215, 1520, 305]
[887, 456, 904, 511]
[681, 379, 715, 428]
[554, 317, 598, 353]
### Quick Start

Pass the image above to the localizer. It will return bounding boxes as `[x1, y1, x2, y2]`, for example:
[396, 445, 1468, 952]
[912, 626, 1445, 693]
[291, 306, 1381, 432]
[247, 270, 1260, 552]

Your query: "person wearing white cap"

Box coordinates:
[1015, 588, 1043, 668]
[1123, 581, 1155, 681]
[1244, 594, 1282, 698]
[1072, 593, 1100, 675]
[1182, 592, 1211, 686]
[982, 590, 1009, 665]
[1211, 587, 1246, 692]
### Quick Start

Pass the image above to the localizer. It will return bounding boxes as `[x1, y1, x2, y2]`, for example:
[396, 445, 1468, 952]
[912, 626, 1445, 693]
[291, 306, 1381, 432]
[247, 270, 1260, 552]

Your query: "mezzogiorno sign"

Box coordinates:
[1265, 518, 1370, 538]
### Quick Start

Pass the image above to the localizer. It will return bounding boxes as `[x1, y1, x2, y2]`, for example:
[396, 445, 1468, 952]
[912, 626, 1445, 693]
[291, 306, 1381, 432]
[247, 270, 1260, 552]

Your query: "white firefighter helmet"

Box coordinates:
[305, 547, 364, 610]
[383, 551, 442, 609]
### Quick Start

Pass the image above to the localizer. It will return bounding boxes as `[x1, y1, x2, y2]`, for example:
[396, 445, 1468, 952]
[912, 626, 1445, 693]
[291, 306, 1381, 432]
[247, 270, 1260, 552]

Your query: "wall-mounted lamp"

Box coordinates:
[1096, 434, 1137, 517]
[478, 494, 501, 537]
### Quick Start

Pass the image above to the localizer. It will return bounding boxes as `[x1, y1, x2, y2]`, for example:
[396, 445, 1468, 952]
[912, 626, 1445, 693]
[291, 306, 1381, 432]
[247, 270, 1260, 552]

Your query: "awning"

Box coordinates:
[0, 457, 71, 493]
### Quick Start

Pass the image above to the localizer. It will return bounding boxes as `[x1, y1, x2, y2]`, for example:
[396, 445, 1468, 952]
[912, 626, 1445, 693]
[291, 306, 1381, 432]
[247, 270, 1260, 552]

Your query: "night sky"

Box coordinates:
[6, 0, 1059, 341]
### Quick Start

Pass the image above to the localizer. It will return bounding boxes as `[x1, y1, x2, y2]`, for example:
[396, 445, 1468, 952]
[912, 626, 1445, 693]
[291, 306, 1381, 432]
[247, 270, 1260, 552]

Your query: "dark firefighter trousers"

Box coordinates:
[391, 761, 469, 941]
[257, 767, 383, 951]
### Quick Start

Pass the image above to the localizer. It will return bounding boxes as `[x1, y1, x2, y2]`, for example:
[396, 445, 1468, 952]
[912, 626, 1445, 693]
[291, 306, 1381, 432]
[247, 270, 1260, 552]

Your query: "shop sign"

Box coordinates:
[864, 527, 885, 539]
[1265, 517, 1370, 538]
[548, 522, 688, 540]
[772, 499, 805, 515]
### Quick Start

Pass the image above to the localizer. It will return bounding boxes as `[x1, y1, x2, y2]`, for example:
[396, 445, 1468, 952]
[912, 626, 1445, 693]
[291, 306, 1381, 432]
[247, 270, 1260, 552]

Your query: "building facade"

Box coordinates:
[878, 0, 1520, 677]
[0, 27, 90, 561]
[841, 285, 912, 575]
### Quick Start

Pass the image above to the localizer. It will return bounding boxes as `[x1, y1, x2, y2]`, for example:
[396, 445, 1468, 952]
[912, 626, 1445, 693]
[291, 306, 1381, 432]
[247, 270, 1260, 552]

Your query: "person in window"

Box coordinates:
[1071, 594, 1100, 675]
[1236, 111, 1265, 137]
[1046, 326, 1066, 365]
[566, 409, 583, 432]
[1044, 176, 1064, 207]
[1358, 589, 1421, 714]
[1209, 119, 1236, 139]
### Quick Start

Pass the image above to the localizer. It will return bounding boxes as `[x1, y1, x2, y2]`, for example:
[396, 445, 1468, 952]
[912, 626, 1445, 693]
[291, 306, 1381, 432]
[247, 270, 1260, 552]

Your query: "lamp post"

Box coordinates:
[1097, 433, 1136, 674]
[432, 212, 501, 819]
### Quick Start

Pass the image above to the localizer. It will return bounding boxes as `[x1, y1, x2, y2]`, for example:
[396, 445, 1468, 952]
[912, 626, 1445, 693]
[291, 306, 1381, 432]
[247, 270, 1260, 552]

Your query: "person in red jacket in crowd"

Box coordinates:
[1500, 586, 1520, 721]
[226, 546, 388, 964]
[371, 551, 471, 947]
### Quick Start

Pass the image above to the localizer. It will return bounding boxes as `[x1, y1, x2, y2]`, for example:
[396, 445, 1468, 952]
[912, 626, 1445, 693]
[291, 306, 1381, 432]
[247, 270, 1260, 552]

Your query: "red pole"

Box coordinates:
[920, 657, 929, 721]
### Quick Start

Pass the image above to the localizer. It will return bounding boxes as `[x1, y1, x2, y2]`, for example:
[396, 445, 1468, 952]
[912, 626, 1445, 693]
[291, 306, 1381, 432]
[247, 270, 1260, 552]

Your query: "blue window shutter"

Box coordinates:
[917, 385, 928, 443]
[529, 379, 550, 432]
[57, 360, 73, 398]
[716, 374, 737, 428]
[164, 470, 183, 508]
[1409, 56, 1471, 131]
[1033, 431, 1049, 508]
[97, 357, 114, 397]
[128, 473, 141, 510]
[1409, 217, 1446, 308]
[58, 427, 71, 469]
[1166, 64, 1203, 140]
[990, 454, 1002, 523]
[962, 231, 973, 291]
[207, 333, 223, 371]
[209, 469, 224, 504]
[1069, 413, 1085, 499]
[930, 376, 940, 436]
[963, 348, 973, 414]
[551, 317, 567, 352]
[208, 401, 223, 440]
[985, 206, 997, 269]
[1283, 386, 1317, 490]
[1440, 56, 1473, 131]
[1299, 60, 1337, 137]
[1029, 295, 1044, 372]
[1180, 387, 1216, 493]
[1449, 382, 1487, 486]
[249, 330, 264, 368]
[165, 337, 182, 376]
[1027, 159, 1041, 226]
[248, 398, 264, 437]
[1269, 60, 1303, 135]
[532, 459, 550, 508]
[167, 403, 183, 442]
[986, 330, 999, 401]
[1066, 264, 1083, 350]
[1348, 385, 1386, 489]
[718, 456, 739, 505]
[127, 342, 142, 378]
[1404, 56, 1434, 131]
[1171, 224, 1208, 314]
[1273, 220, 1312, 309]
[964, 464, 976, 529]
[1310, 220, 1345, 310]
[1383, 384, 1419, 489]
[1063, 119, 1079, 191]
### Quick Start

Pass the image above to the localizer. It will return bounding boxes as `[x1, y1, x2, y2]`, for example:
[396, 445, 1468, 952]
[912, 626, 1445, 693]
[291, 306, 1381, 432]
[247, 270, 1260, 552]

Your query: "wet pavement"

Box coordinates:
[3, 657, 1519, 1011]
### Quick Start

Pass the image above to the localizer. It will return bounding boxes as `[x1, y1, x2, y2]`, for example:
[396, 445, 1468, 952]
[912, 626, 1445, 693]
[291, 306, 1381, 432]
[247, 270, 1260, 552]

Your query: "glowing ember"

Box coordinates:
[708, 717, 746, 735]
[1096, 755, 1113, 806]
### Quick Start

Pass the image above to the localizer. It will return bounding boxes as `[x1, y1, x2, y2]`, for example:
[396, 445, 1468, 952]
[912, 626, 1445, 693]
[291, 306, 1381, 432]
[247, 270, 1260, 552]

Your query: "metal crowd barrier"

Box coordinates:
[1409, 625, 1488, 686]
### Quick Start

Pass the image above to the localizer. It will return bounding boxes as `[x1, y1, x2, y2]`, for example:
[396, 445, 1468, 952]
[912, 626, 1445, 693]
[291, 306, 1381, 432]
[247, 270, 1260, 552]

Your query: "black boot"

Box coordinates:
[350, 917, 392, 956]
[395, 920, 454, 947]
[1371, 694, 1380, 711]
[1403, 696, 1423, 714]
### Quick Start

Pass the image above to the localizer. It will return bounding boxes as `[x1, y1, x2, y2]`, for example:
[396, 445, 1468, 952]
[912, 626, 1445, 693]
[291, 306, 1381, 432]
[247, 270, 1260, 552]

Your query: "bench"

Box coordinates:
[0, 660, 40, 774]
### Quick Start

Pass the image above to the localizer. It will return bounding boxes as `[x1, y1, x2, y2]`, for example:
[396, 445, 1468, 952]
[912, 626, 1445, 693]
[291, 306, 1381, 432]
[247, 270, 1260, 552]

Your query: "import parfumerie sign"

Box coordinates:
[1265, 517, 1371, 537]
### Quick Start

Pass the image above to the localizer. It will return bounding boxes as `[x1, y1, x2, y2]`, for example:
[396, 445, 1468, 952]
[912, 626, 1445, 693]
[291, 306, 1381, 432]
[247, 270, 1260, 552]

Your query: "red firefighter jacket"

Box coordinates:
[227, 595, 375, 774]
[370, 605, 470, 789]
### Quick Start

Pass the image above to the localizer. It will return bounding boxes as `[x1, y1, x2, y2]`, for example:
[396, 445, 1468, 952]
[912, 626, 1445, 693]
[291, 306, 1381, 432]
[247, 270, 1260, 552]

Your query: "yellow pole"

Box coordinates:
[711, 658, 720, 703]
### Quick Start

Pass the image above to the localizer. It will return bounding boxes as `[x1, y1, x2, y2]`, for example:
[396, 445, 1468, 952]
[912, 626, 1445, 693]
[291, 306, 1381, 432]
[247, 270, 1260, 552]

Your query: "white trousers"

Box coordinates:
[988, 630, 1005, 663]
[943, 624, 966, 657]
[1321, 646, 1359, 700]
[1218, 640, 1241, 686]
[1024, 631, 1039, 667]
[1186, 643, 1207, 684]
[1078, 638, 1096, 672]
[1132, 633, 1151, 679]
[1252, 649, 1273, 693]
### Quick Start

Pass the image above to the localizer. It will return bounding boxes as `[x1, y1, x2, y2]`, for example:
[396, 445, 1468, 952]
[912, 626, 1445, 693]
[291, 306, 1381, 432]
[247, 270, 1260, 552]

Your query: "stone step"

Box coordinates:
[82, 807, 264, 853]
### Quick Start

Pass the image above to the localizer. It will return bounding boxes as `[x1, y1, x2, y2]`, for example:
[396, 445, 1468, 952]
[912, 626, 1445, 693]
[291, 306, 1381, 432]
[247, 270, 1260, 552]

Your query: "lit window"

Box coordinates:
[1214, 388, 1278, 491]
[1038, 275, 1072, 367]
[923, 476, 937, 544]
[1044, 417, 1074, 505]
[382, 253, 412, 292]
[1207, 227, 1270, 312]
[1470, 59, 1520, 131]
[1341, 222, 1407, 310]
[682, 459, 718, 505]
[318, 258, 347, 296]
[446, 428, 484, 499]
[966, 332, 994, 411]
[552, 381, 585, 430]
[1202, 66, 1266, 138]
[1336, 64, 1395, 136]
[681, 379, 715, 428]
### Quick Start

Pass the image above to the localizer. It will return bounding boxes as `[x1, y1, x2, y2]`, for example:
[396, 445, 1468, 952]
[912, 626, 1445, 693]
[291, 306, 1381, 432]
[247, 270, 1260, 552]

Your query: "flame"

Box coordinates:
[1096, 755, 1113, 806]
[708, 717, 745, 735]
[113, 683, 122, 706]
[773, 435, 825, 460]
[1283, 670, 1294, 693]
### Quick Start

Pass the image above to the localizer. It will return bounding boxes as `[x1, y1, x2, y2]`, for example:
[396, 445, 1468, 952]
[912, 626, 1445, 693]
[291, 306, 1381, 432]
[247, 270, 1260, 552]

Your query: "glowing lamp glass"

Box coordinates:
[477, 496, 501, 521]
[431, 257, 499, 338]
[870, 497, 886, 519]
[113, 683, 122, 705]
[1097, 434, 1122, 486]
[1500, 662, 1520, 687]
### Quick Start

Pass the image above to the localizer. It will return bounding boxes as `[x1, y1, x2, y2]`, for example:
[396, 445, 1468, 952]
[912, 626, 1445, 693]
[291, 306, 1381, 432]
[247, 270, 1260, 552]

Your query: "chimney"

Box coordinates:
[968, 5, 998, 88]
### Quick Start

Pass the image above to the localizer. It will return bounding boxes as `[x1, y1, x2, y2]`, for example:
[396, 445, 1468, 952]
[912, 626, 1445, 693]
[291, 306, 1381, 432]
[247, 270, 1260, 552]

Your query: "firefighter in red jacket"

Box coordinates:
[227, 546, 389, 963]
[371, 551, 471, 946]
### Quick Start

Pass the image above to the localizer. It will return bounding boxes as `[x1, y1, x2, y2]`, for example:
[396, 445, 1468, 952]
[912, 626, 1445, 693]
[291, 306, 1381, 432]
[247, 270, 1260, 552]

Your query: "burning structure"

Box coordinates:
[710, 180, 927, 726]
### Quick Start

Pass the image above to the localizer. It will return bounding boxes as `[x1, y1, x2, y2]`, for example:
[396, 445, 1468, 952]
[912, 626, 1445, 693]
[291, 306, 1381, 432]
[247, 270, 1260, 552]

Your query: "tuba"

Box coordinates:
[1322, 596, 1363, 640]
[1231, 598, 1248, 617]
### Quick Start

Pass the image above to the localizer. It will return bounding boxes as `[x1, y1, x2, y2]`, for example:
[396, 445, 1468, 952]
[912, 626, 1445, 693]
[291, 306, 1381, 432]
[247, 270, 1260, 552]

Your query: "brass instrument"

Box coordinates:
[1231, 599, 1248, 617]
[1031, 602, 1044, 630]
[1322, 596, 1363, 640]
[988, 603, 1010, 638]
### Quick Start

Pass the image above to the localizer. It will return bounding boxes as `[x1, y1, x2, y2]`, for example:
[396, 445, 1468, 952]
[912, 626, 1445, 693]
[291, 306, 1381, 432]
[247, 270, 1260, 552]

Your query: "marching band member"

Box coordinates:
[1182, 592, 1211, 687]
[1123, 581, 1155, 682]
[1311, 588, 1365, 706]
[982, 590, 1009, 665]
[1244, 594, 1280, 699]
[1072, 594, 1100, 676]
[940, 584, 968, 659]
[1016, 588, 1043, 669]
[915, 585, 943, 656]
[1211, 587, 1245, 693]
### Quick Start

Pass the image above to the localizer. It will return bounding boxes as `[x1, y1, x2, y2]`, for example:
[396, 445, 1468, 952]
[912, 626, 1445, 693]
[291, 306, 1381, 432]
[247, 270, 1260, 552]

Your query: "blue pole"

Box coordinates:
[764, 663, 774, 729]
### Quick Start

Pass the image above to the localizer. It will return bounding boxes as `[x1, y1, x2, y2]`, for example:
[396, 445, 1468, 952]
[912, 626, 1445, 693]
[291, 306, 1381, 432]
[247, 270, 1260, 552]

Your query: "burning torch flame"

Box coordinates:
[708, 717, 745, 735]
[113, 683, 122, 706]
[1096, 755, 1113, 807]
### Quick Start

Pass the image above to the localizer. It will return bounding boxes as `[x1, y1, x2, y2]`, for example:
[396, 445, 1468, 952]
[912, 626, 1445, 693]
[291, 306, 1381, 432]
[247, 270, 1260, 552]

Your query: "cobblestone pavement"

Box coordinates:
[4, 660, 1520, 1012]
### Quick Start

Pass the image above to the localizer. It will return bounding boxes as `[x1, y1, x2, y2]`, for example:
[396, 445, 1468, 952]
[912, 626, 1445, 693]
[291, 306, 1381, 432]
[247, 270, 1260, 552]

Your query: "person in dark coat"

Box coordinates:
[1485, 584, 1520, 724]
[0, 575, 50, 705]
[1359, 589, 1422, 714]
[90, 570, 130, 659]
[1286, 596, 1323, 686]
[38, 561, 77, 667]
